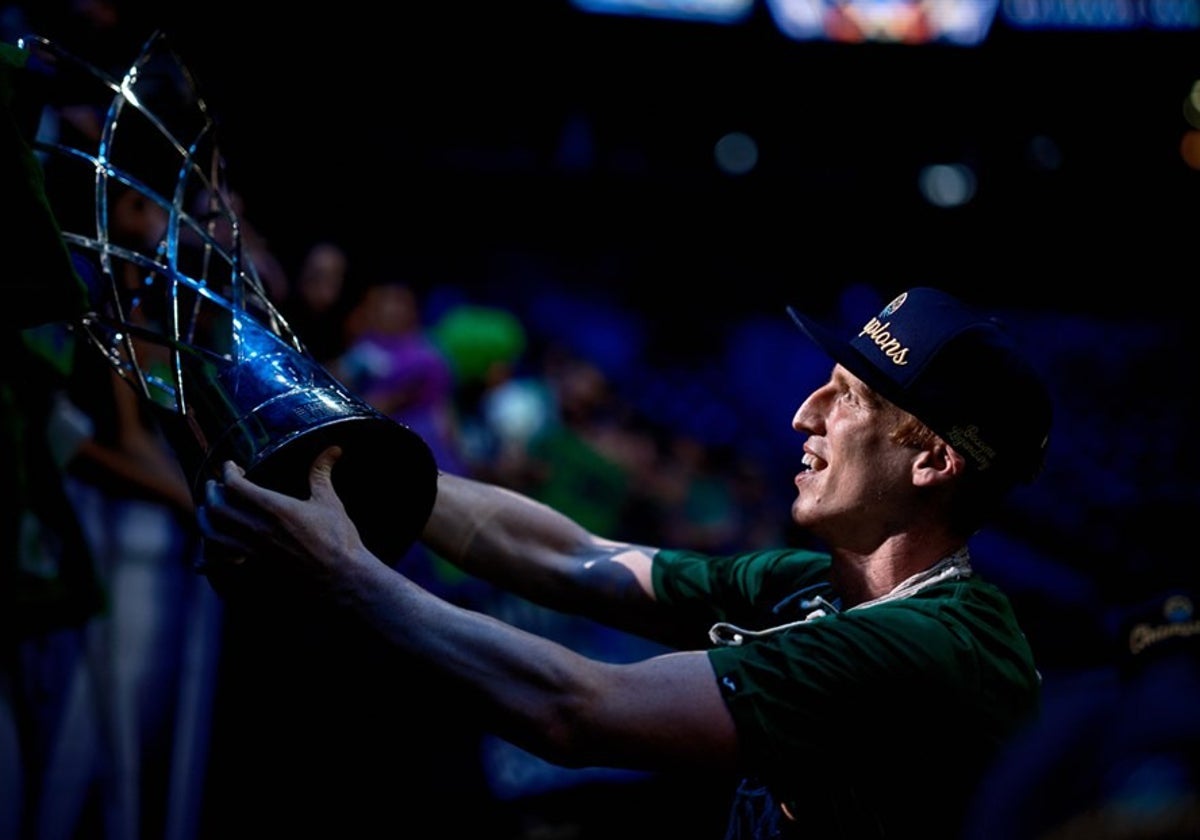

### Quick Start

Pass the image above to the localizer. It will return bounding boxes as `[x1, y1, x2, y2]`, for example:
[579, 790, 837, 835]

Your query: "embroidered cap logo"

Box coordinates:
[859, 292, 912, 367]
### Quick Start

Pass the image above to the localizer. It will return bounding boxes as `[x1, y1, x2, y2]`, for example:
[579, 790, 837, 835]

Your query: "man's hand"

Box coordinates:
[195, 445, 369, 583]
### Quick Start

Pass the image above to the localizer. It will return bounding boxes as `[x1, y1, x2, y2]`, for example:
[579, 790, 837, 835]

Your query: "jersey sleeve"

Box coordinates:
[652, 546, 832, 633]
[707, 583, 1041, 789]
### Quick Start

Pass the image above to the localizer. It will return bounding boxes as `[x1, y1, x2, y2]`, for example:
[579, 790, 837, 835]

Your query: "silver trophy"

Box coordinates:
[24, 31, 438, 566]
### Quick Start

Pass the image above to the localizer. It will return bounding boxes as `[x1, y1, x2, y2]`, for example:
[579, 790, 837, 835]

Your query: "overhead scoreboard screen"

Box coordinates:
[569, 0, 1200, 45]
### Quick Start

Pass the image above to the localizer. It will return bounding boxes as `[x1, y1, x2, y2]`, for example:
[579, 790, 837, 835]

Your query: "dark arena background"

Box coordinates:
[22, 0, 1199, 318]
[5, 1, 1200, 839]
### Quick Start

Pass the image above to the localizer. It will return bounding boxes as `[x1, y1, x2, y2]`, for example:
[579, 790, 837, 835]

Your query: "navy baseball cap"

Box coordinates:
[788, 287, 1052, 485]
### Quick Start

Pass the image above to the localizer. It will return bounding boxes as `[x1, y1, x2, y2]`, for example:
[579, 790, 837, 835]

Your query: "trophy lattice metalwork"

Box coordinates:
[23, 30, 437, 565]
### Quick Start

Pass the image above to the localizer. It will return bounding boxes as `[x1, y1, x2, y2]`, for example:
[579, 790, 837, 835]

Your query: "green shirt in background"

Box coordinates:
[0, 39, 88, 330]
[1, 37, 99, 640]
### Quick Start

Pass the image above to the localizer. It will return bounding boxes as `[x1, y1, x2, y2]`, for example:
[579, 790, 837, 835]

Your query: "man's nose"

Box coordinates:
[792, 389, 824, 434]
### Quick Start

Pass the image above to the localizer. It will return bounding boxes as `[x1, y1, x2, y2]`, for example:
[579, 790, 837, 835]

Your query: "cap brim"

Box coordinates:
[787, 305, 907, 411]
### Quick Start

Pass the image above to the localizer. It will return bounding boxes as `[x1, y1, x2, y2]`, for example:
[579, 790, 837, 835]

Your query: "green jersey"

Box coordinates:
[653, 546, 1041, 838]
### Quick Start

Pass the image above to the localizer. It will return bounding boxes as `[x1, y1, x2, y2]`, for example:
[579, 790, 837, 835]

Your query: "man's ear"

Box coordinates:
[912, 442, 967, 488]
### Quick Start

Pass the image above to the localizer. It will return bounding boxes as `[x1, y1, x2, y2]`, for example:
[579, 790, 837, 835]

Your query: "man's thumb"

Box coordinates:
[309, 445, 345, 500]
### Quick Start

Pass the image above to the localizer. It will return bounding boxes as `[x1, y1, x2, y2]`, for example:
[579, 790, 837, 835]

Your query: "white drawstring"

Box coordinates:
[708, 547, 973, 647]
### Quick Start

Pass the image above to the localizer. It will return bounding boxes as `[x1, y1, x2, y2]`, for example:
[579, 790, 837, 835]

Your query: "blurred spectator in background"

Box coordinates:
[34, 321, 220, 840]
[2, 321, 105, 840]
[16, 120, 222, 840]
[1, 20, 100, 839]
[3, 24, 219, 840]
[444, 339, 704, 830]
[427, 299, 534, 482]
[331, 277, 466, 478]
[188, 187, 289, 307]
[965, 587, 1200, 839]
[281, 239, 354, 366]
[654, 436, 746, 555]
[328, 277, 483, 610]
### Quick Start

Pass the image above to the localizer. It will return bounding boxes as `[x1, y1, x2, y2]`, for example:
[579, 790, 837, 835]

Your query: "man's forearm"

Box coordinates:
[419, 473, 667, 642]
[420, 473, 595, 593]
[343, 543, 617, 766]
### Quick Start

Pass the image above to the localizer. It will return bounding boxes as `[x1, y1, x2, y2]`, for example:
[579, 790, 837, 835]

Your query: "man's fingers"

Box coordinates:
[308, 445, 345, 506]
[220, 459, 246, 481]
[195, 448, 351, 568]
[194, 493, 253, 572]
[216, 447, 344, 509]
[195, 502, 250, 554]
[198, 472, 279, 545]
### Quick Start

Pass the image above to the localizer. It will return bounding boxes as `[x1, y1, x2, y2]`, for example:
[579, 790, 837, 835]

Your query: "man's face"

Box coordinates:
[789, 364, 918, 547]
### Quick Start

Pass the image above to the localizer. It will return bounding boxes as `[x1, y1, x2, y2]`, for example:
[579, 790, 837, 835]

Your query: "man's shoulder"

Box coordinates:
[653, 545, 832, 605]
[656, 545, 833, 585]
[656, 545, 831, 566]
